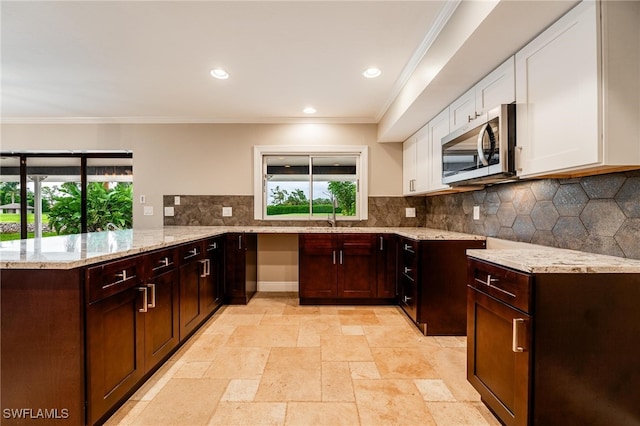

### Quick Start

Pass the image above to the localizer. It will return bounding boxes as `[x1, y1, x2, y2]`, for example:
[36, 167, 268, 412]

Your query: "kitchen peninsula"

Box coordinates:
[0, 226, 485, 426]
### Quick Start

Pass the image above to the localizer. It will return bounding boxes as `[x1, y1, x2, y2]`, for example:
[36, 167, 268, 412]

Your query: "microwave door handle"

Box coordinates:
[478, 121, 495, 167]
[477, 123, 490, 167]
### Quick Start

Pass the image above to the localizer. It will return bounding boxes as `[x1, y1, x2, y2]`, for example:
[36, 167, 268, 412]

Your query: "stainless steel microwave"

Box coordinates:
[441, 104, 516, 186]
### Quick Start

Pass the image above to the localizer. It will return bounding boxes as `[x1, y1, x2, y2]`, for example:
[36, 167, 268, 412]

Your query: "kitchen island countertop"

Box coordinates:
[467, 248, 640, 274]
[0, 226, 485, 270]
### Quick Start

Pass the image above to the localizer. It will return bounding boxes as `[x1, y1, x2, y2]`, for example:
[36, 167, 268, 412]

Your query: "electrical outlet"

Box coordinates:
[143, 206, 154, 216]
[473, 205, 480, 220]
[222, 207, 232, 217]
[405, 207, 416, 218]
[174, 196, 181, 205]
[164, 206, 175, 217]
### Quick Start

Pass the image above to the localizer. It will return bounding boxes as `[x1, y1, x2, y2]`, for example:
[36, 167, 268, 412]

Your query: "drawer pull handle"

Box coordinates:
[208, 242, 217, 250]
[115, 270, 128, 281]
[380, 236, 384, 251]
[404, 266, 412, 274]
[138, 287, 148, 313]
[339, 250, 343, 265]
[199, 259, 211, 277]
[403, 243, 414, 252]
[512, 318, 526, 353]
[475, 275, 516, 298]
[147, 283, 156, 308]
[333, 250, 336, 265]
[403, 295, 412, 303]
[185, 248, 199, 259]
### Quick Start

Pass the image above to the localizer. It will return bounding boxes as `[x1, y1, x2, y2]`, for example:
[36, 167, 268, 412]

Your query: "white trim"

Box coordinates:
[1, 116, 378, 125]
[253, 145, 368, 221]
[257, 281, 299, 292]
[375, 0, 461, 122]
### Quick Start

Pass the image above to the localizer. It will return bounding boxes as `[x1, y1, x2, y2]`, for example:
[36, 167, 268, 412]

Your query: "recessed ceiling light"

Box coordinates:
[303, 107, 316, 114]
[363, 67, 382, 79]
[210, 68, 229, 80]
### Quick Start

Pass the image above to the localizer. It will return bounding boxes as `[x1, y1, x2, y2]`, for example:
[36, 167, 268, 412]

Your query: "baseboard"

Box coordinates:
[257, 281, 299, 292]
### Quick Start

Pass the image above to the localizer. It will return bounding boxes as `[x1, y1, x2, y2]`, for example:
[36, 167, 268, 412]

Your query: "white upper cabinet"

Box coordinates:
[402, 108, 451, 196]
[515, 0, 640, 178]
[424, 109, 451, 193]
[450, 57, 515, 132]
[402, 134, 418, 195]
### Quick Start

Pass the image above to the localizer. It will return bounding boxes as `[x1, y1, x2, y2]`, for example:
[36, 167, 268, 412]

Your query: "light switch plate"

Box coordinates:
[222, 207, 232, 217]
[405, 207, 416, 218]
[174, 196, 181, 205]
[139, 195, 146, 204]
[473, 205, 480, 220]
[164, 206, 175, 217]
[143, 206, 154, 216]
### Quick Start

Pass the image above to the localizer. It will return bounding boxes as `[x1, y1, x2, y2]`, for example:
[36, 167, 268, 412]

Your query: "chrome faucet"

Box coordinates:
[327, 197, 337, 227]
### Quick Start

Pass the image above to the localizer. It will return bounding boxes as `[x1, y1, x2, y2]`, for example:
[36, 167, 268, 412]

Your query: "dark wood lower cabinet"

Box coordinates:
[86, 286, 146, 426]
[299, 233, 394, 304]
[399, 237, 487, 335]
[467, 258, 640, 425]
[225, 233, 257, 304]
[1, 269, 85, 426]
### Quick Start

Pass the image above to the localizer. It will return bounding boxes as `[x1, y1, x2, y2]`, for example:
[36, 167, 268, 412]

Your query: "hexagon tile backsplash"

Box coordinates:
[425, 170, 640, 260]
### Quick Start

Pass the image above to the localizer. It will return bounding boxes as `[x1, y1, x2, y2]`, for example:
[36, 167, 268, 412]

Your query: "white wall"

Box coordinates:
[1, 122, 403, 228]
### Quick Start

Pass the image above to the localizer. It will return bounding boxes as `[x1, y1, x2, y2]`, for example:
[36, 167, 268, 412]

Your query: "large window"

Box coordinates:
[254, 146, 367, 222]
[0, 151, 132, 240]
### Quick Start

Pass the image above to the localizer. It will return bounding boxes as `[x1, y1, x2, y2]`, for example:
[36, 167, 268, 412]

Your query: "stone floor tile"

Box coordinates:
[208, 402, 286, 426]
[173, 361, 212, 378]
[320, 335, 373, 362]
[254, 347, 322, 402]
[429, 347, 481, 402]
[220, 379, 260, 401]
[130, 378, 227, 425]
[426, 401, 493, 425]
[341, 325, 364, 335]
[371, 347, 439, 379]
[349, 361, 381, 379]
[414, 379, 456, 401]
[225, 324, 299, 347]
[285, 402, 360, 425]
[322, 362, 355, 402]
[203, 347, 270, 379]
[353, 379, 436, 426]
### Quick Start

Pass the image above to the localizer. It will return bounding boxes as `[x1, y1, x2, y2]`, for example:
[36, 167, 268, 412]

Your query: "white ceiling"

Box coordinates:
[1, 0, 579, 141]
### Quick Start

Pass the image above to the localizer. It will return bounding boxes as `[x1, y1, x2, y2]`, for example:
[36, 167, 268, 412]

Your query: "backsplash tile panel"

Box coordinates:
[164, 196, 425, 228]
[424, 170, 640, 260]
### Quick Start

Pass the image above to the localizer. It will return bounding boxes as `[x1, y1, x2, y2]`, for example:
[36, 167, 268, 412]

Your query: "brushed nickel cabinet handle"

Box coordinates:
[147, 283, 156, 308]
[512, 318, 525, 353]
[138, 287, 148, 313]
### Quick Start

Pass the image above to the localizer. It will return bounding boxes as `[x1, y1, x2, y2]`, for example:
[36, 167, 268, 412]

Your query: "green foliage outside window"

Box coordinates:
[48, 182, 133, 234]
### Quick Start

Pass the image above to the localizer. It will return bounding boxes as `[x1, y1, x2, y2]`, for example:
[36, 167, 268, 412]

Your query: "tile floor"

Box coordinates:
[105, 292, 501, 426]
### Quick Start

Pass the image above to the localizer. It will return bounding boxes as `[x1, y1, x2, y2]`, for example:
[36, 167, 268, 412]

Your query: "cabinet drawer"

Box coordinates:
[146, 247, 178, 277]
[86, 256, 143, 303]
[467, 258, 532, 313]
[178, 241, 204, 264]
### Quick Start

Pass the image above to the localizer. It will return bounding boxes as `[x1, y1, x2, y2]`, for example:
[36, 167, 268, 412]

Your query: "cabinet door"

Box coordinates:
[86, 286, 146, 426]
[426, 108, 450, 192]
[414, 125, 431, 194]
[202, 237, 224, 315]
[178, 241, 205, 339]
[376, 234, 397, 299]
[402, 135, 417, 195]
[449, 87, 476, 132]
[475, 56, 515, 116]
[515, 1, 598, 177]
[337, 234, 377, 298]
[145, 268, 179, 370]
[467, 287, 531, 426]
[299, 234, 337, 298]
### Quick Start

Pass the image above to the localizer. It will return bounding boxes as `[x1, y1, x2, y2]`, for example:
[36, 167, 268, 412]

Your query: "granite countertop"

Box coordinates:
[467, 248, 640, 274]
[0, 226, 485, 270]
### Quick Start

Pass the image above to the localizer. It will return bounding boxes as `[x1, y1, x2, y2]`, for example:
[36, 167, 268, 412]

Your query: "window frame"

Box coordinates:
[253, 145, 368, 221]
